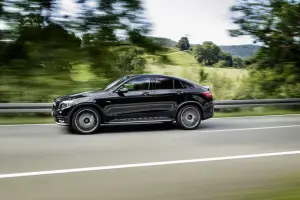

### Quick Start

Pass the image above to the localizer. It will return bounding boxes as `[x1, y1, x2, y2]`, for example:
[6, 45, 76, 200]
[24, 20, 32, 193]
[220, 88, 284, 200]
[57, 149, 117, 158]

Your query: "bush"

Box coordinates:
[199, 68, 209, 83]
[206, 72, 234, 100]
[214, 60, 227, 68]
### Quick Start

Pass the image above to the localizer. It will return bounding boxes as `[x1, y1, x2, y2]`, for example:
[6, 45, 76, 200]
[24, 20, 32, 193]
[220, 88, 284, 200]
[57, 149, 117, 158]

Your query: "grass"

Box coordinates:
[71, 50, 248, 86]
[229, 173, 300, 200]
[68, 50, 248, 95]
[145, 50, 248, 84]
[0, 116, 54, 125]
[1, 109, 299, 125]
[71, 64, 98, 81]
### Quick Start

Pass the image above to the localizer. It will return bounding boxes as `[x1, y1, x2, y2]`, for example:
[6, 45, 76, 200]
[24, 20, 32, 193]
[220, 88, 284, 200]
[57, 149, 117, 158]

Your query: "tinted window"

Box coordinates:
[174, 79, 183, 89]
[104, 76, 131, 91]
[154, 77, 174, 90]
[122, 77, 150, 91]
[181, 81, 194, 89]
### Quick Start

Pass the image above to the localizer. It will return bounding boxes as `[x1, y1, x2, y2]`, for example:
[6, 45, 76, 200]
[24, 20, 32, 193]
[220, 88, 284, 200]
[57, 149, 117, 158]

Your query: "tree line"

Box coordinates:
[230, 0, 300, 99]
[176, 37, 245, 68]
[0, 0, 164, 102]
[177, 0, 300, 99]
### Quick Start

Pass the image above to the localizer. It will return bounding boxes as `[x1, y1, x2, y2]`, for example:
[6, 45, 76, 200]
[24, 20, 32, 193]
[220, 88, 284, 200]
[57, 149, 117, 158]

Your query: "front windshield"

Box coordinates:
[104, 76, 131, 91]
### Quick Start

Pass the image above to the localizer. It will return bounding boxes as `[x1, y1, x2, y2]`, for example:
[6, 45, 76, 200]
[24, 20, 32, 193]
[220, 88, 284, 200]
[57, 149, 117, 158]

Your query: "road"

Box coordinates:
[0, 114, 300, 200]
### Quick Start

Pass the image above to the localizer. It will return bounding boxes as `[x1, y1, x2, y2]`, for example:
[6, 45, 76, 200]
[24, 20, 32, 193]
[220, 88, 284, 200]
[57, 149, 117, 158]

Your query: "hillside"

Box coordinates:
[219, 45, 261, 58]
[145, 51, 248, 99]
[72, 50, 248, 100]
[148, 37, 177, 48]
[147, 37, 261, 58]
[145, 51, 247, 81]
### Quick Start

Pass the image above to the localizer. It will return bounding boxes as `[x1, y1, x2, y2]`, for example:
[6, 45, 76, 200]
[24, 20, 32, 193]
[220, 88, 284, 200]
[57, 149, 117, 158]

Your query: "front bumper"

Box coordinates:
[51, 109, 70, 126]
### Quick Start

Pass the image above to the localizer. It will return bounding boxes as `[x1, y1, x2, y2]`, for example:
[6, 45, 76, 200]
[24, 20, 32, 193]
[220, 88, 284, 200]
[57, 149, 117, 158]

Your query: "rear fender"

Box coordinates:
[174, 101, 204, 119]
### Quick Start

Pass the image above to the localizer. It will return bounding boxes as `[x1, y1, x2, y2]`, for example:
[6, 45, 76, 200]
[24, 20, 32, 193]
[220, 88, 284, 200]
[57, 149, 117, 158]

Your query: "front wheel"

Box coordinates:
[71, 107, 101, 134]
[176, 105, 202, 130]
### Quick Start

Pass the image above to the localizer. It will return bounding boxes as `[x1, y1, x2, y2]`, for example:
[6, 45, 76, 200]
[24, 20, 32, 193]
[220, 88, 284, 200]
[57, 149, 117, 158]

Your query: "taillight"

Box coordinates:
[202, 91, 212, 99]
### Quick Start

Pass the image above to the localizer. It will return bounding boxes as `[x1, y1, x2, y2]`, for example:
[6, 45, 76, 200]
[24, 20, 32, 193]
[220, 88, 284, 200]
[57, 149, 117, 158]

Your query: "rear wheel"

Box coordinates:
[71, 107, 101, 134]
[176, 105, 202, 130]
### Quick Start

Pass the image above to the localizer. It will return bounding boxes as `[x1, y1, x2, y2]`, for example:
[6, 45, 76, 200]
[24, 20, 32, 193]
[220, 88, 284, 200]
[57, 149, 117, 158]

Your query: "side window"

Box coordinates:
[181, 81, 194, 89]
[154, 77, 174, 90]
[122, 77, 150, 91]
[174, 79, 183, 89]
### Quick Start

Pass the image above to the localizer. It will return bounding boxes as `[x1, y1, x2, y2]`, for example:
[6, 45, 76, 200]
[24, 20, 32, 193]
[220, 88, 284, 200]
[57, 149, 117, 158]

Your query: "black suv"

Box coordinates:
[52, 74, 214, 134]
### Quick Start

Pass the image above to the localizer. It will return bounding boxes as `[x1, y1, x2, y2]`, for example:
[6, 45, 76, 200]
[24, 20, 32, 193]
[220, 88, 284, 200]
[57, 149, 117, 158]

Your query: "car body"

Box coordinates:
[51, 74, 214, 134]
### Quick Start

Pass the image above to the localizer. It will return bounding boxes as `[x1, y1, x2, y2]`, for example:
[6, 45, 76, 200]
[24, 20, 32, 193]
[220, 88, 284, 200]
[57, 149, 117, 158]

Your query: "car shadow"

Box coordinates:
[62, 122, 212, 135]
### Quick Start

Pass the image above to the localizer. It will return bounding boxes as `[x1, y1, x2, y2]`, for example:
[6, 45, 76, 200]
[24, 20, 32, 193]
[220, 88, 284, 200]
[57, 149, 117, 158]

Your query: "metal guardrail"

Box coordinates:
[0, 98, 300, 113]
[215, 98, 300, 108]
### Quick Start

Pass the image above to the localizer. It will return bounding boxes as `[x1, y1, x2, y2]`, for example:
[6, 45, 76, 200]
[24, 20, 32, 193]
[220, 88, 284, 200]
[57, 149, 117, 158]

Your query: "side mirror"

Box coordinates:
[118, 87, 129, 94]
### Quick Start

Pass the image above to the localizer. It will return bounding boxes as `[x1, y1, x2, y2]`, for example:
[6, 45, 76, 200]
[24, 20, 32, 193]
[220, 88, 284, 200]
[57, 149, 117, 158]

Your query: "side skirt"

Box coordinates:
[105, 117, 174, 125]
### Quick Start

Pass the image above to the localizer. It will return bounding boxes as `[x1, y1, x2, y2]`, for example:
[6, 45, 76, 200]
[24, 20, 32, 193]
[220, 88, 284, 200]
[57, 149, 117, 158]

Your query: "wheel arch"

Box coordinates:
[68, 103, 105, 125]
[175, 101, 204, 120]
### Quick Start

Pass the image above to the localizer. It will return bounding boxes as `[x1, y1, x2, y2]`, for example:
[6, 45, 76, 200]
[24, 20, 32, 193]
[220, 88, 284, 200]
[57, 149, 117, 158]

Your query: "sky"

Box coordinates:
[143, 0, 254, 45]
[1, 0, 254, 45]
[59, 0, 254, 45]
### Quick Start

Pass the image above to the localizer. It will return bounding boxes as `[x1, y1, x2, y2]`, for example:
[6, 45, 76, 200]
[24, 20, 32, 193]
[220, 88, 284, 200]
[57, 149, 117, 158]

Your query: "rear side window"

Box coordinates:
[174, 79, 183, 89]
[181, 81, 194, 89]
[154, 77, 174, 89]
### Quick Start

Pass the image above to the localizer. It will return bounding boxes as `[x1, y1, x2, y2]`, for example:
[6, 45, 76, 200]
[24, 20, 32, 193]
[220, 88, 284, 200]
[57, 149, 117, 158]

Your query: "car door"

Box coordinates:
[103, 76, 156, 121]
[149, 76, 187, 118]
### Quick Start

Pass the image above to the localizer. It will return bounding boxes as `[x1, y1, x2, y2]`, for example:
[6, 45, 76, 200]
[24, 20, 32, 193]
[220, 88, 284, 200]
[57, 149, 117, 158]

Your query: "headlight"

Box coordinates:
[60, 100, 74, 109]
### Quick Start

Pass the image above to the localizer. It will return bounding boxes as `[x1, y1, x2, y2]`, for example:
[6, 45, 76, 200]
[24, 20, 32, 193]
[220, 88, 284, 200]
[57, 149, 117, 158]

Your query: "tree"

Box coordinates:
[229, 0, 300, 97]
[176, 37, 190, 51]
[214, 60, 228, 68]
[199, 68, 209, 83]
[0, 0, 163, 102]
[193, 41, 221, 65]
[233, 56, 244, 68]
[219, 51, 233, 67]
[114, 46, 146, 75]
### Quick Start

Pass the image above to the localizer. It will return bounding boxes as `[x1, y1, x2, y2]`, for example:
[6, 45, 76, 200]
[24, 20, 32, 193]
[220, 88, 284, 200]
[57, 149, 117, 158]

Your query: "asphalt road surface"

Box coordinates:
[1, 114, 300, 200]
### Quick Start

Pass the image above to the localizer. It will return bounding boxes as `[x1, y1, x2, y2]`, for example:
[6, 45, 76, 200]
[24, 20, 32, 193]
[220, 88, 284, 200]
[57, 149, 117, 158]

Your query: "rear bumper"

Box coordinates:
[203, 103, 214, 120]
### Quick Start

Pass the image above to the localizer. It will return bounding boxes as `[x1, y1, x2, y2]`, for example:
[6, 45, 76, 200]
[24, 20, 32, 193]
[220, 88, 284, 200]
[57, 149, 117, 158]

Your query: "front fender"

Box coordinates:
[67, 102, 106, 124]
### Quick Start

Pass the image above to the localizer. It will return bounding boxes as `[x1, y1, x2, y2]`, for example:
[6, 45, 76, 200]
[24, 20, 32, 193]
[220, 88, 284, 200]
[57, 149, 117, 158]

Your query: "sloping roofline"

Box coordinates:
[126, 73, 200, 86]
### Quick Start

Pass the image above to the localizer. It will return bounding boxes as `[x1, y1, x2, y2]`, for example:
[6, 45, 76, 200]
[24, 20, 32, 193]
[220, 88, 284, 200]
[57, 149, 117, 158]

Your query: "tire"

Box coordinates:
[176, 105, 202, 130]
[71, 107, 101, 135]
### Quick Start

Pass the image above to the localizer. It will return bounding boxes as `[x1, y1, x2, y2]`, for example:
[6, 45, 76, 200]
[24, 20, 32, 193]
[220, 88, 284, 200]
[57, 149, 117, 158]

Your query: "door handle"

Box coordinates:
[143, 92, 150, 95]
[177, 91, 184, 95]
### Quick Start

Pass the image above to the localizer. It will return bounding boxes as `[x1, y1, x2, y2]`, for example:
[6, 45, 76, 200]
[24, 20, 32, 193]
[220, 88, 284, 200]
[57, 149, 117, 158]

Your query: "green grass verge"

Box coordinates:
[230, 173, 300, 200]
[0, 116, 54, 125]
[1, 109, 299, 125]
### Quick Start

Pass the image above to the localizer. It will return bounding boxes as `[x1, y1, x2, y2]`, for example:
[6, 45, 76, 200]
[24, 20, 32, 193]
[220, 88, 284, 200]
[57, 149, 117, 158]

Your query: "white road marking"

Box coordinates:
[0, 124, 299, 135]
[1, 150, 300, 179]
[198, 125, 300, 133]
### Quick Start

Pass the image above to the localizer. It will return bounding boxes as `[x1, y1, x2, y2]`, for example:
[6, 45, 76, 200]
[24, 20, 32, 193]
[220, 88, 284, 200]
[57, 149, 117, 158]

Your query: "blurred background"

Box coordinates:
[1, 0, 299, 121]
[0, 0, 300, 199]
[0, 0, 299, 102]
